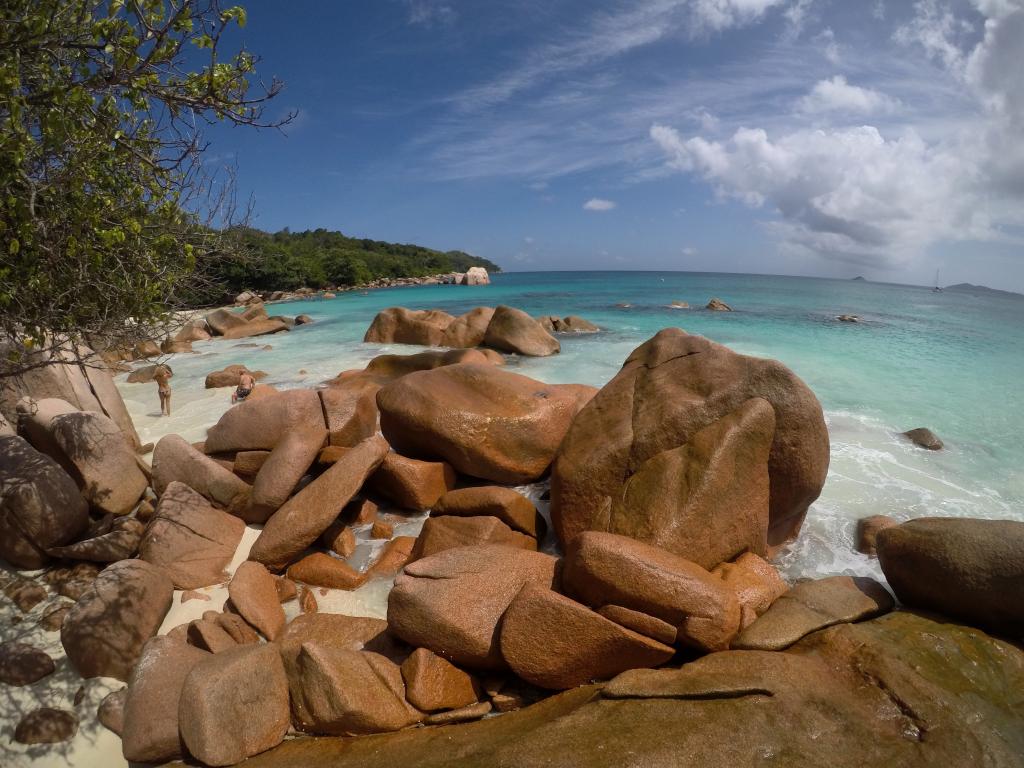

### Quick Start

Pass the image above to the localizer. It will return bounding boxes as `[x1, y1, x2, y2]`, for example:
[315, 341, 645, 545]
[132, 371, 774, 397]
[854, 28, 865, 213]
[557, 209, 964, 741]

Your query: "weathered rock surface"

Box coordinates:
[552, 328, 829, 556]
[368, 452, 456, 511]
[856, 514, 897, 557]
[206, 308, 249, 335]
[597, 605, 678, 645]
[287, 553, 366, 590]
[364, 307, 456, 346]
[401, 647, 480, 712]
[205, 364, 267, 388]
[902, 427, 944, 450]
[62, 559, 173, 680]
[14, 708, 78, 744]
[432, 486, 542, 537]
[240, 612, 1024, 768]
[248, 426, 327, 522]
[98, 688, 127, 735]
[563, 532, 741, 652]
[138, 481, 245, 589]
[378, 365, 588, 484]
[388, 546, 559, 670]
[319, 382, 378, 447]
[461, 266, 490, 286]
[877, 517, 1024, 635]
[501, 585, 675, 689]
[732, 575, 894, 650]
[204, 388, 325, 453]
[229, 561, 287, 640]
[0, 435, 89, 568]
[483, 305, 560, 356]
[178, 644, 291, 767]
[410, 515, 537, 561]
[0, 641, 55, 685]
[440, 307, 496, 348]
[152, 434, 251, 515]
[221, 318, 289, 340]
[249, 435, 389, 570]
[121, 637, 209, 763]
[47, 515, 144, 563]
[711, 552, 788, 629]
[290, 645, 423, 735]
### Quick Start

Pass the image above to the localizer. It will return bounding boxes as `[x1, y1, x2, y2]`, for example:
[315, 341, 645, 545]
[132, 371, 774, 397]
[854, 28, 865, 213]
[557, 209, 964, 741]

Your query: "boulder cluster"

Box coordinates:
[364, 304, 599, 357]
[2, 318, 1023, 768]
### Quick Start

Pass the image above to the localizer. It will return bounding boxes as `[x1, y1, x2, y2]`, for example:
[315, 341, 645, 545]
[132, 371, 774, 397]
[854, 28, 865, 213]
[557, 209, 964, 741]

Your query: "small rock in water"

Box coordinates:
[706, 297, 733, 311]
[15, 708, 78, 744]
[902, 427, 944, 450]
[837, 314, 861, 323]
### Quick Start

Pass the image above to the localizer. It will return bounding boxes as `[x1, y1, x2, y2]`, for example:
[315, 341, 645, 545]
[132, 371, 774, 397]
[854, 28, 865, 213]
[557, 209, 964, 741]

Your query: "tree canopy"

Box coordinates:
[0, 0, 284, 372]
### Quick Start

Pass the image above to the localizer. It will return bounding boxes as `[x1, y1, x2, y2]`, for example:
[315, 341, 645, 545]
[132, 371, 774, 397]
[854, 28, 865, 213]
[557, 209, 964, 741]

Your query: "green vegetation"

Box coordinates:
[211, 227, 501, 294]
[0, 0, 283, 372]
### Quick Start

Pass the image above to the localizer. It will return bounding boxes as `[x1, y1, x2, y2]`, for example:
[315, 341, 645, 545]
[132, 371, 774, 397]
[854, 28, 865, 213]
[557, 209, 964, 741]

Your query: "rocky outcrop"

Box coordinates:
[711, 552, 787, 629]
[0, 435, 89, 569]
[877, 517, 1024, 635]
[432, 486, 543, 537]
[221, 318, 290, 340]
[562, 532, 741, 652]
[378, 365, 590, 484]
[152, 434, 251, 516]
[460, 267, 490, 286]
[387, 545, 559, 670]
[61, 559, 174, 680]
[121, 637, 210, 763]
[500, 585, 675, 689]
[856, 514, 897, 556]
[248, 426, 327, 522]
[368, 452, 456, 512]
[410, 515, 538, 561]
[706, 297, 732, 311]
[440, 307, 496, 348]
[732, 575, 893, 650]
[178, 644, 291, 767]
[139, 482, 245, 588]
[204, 388, 325, 453]
[552, 329, 828, 559]
[401, 648, 481, 712]
[364, 308, 456, 346]
[483, 306, 560, 357]
[319, 381, 379, 447]
[249, 435, 389, 570]
[240, 612, 1024, 768]
[205, 364, 267, 388]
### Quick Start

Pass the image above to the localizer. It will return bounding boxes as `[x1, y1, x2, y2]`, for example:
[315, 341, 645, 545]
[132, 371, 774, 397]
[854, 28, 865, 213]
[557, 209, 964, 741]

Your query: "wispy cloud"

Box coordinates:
[584, 198, 617, 211]
[403, 0, 456, 27]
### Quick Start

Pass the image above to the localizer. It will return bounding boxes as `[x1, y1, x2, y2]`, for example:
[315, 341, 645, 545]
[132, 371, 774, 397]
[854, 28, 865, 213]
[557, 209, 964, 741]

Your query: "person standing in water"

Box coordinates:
[232, 370, 256, 404]
[153, 364, 173, 417]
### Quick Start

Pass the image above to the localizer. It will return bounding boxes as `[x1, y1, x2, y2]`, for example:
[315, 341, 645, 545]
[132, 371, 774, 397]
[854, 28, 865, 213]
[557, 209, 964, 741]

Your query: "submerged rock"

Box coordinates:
[902, 427, 944, 450]
[706, 297, 733, 311]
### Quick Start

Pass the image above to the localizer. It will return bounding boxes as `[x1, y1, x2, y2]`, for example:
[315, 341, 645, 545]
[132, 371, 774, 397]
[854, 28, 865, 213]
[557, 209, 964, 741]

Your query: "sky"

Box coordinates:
[202, 0, 1024, 290]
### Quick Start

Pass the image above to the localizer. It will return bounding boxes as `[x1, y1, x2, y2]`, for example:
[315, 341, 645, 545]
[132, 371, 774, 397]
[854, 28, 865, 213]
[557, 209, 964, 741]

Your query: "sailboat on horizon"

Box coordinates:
[933, 269, 943, 293]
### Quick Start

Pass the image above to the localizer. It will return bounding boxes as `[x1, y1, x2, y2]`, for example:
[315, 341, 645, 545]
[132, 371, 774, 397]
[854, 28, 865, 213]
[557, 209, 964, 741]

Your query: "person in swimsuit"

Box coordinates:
[153, 364, 173, 416]
[232, 371, 256, 404]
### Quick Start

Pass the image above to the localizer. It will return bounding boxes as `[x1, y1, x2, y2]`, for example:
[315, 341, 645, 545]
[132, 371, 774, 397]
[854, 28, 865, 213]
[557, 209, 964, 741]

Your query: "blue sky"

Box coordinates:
[203, 0, 1024, 290]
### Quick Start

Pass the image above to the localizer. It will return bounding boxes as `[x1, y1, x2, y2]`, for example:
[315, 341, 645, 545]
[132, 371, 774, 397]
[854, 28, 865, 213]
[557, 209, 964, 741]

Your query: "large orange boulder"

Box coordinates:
[440, 307, 495, 348]
[229, 561, 287, 640]
[432, 486, 543, 537]
[387, 545, 559, 670]
[221, 318, 289, 340]
[500, 585, 675, 689]
[711, 552, 788, 629]
[61, 559, 173, 680]
[152, 434, 251, 516]
[121, 637, 210, 763]
[205, 364, 267, 389]
[204, 388, 325, 453]
[0, 435, 89, 569]
[483, 305, 560, 356]
[552, 328, 828, 557]
[319, 382, 378, 447]
[378, 365, 588, 484]
[401, 648, 481, 712]
[876, 518, 1024, 635]
[562, 532, 741, 652]
[368, 452, 456, 511]
[178, 644, 290, 766]
[138, 481, 245, 589]
[287, 553, 366, 590]
[363, 307, 455, 346]
[205, 308, 249, 335]
[410, 516, 537, 561]
[364, 348, 493, 378]
[249, 435, 389, 570]
[248, 426, 327, 522]
[290, 645, 423, 735]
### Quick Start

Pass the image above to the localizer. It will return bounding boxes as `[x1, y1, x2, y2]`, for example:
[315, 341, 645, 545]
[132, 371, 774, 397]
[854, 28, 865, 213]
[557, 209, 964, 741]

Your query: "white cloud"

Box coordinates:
[583, 198, 617, 211]
[815, 28, 841, 64]
[691, 0, 788, 32]
[797, 76, 899, 114]
[893, 0, 971, 71]
[682, 246, 699, 255]
[404, 0, 456, 27]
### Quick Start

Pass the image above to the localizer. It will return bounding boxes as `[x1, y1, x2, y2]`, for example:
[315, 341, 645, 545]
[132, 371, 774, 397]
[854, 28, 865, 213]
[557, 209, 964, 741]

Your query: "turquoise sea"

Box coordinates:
[118, 271, 1024, 582]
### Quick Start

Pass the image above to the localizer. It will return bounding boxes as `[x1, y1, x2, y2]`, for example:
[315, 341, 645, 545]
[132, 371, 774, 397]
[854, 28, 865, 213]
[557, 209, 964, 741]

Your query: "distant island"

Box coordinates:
[945, 282, 1023, 298]
[208, 226, 500, 300]
[851, 276, 867, 281]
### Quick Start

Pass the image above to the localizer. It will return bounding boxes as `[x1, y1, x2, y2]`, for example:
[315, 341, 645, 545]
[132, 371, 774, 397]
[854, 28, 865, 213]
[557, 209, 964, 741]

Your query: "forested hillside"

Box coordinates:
[210, 227, 500, 293]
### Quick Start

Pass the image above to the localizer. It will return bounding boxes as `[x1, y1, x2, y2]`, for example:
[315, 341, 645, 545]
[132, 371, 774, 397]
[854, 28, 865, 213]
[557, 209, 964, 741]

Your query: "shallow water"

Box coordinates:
[119, 271, 1024, 586]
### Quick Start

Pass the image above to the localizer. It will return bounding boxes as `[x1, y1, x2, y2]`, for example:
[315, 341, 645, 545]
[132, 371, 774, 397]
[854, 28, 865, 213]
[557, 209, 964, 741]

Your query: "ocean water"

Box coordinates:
[118, 271, 1024, 584]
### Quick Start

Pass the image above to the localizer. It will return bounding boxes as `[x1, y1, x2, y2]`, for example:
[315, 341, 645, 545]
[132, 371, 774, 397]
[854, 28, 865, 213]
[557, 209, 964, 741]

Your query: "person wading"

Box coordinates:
[233, 370, 256, 404]
[153, 364, 173, 416]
